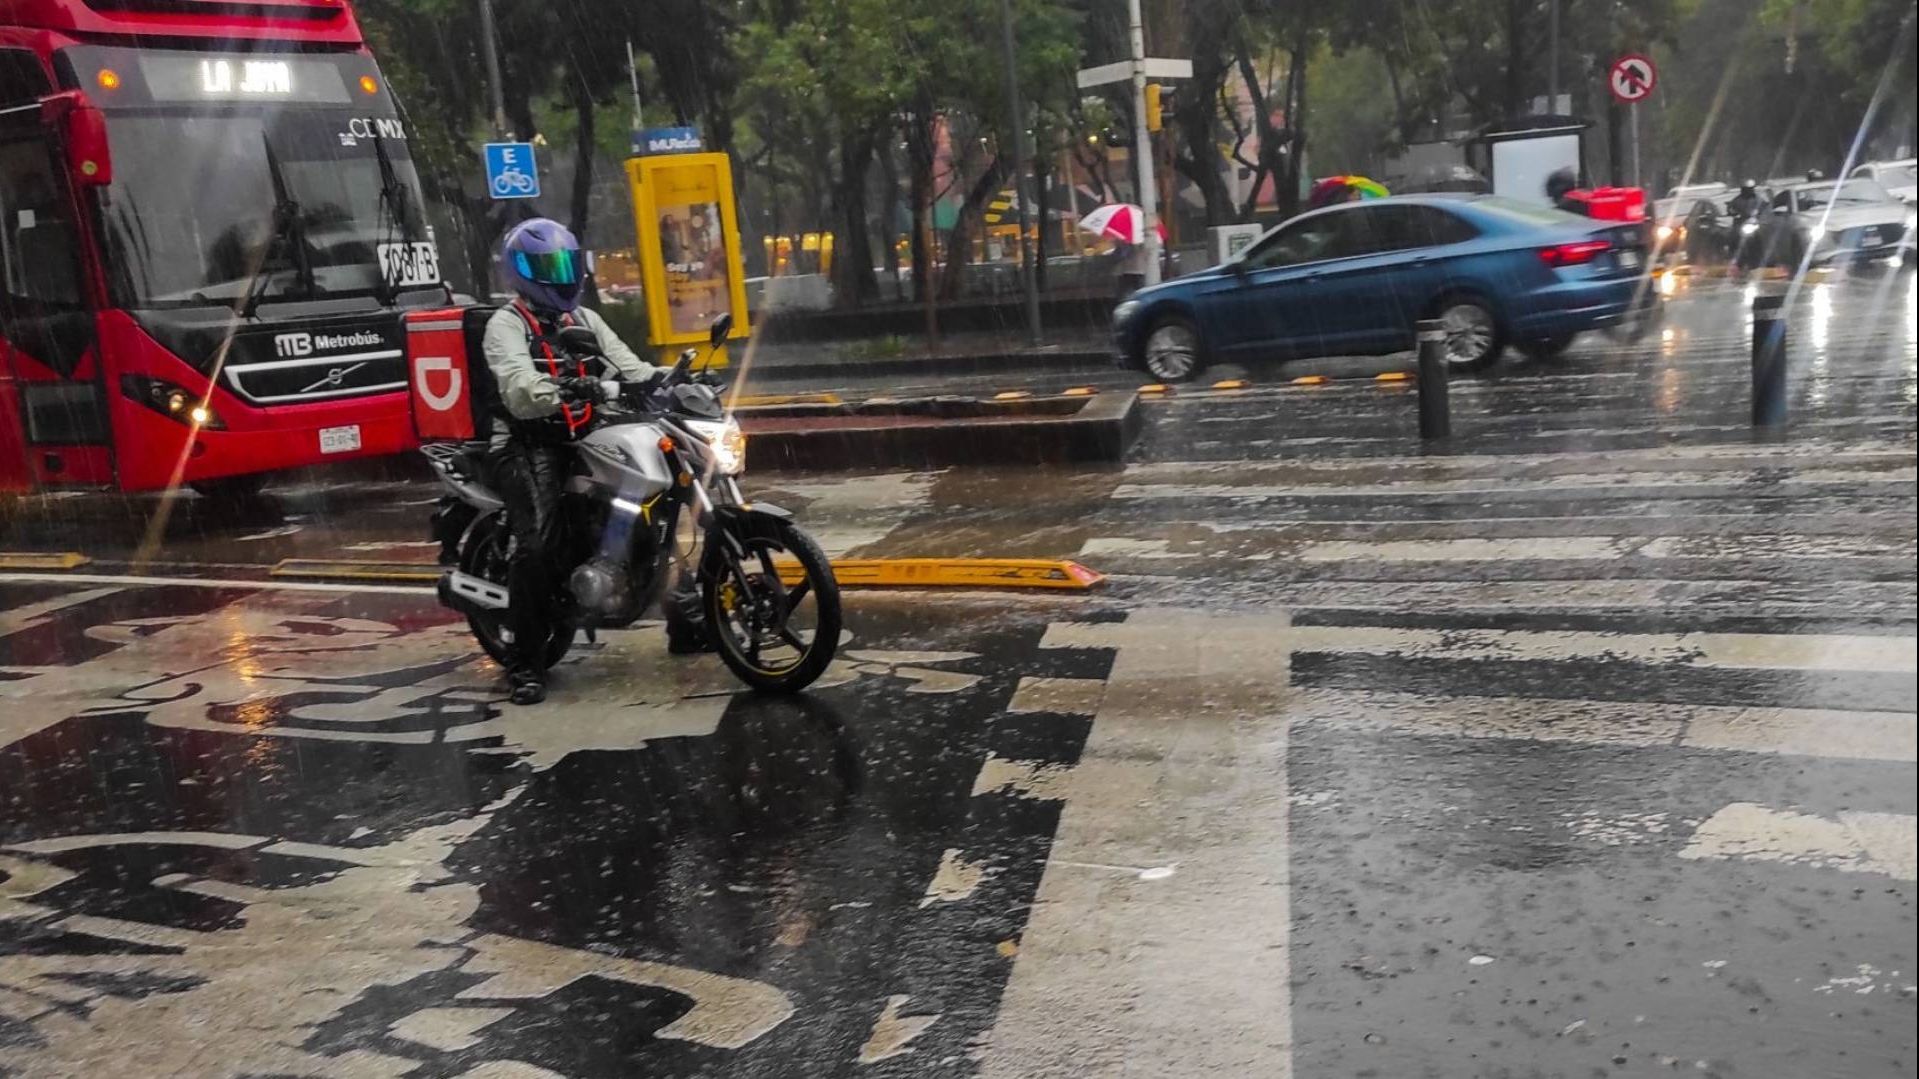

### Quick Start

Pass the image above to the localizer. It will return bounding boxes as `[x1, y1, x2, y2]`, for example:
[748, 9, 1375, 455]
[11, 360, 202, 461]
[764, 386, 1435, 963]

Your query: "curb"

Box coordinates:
[737, 392, 1142, 471]
[748, 347, 1115, 381]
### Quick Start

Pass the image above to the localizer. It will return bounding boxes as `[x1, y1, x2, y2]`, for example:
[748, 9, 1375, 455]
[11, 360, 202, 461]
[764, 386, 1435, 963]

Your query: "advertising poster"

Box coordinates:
[626, 153, 749, 359]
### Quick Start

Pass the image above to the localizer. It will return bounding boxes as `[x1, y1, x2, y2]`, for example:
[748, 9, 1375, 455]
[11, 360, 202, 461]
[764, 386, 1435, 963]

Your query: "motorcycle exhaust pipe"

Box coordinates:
[439, 570, 510, 614]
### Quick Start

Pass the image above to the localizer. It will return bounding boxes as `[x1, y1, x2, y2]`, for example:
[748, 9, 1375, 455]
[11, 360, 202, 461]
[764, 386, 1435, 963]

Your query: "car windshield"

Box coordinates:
[1881, 163, 1918, 187]
[97, 109, 434, 309]
[1795, 179, 1893, 210]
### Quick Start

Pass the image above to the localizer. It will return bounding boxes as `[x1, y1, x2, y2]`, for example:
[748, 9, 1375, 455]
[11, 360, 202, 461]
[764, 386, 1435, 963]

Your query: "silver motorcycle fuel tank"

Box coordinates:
[569, 422, 675, 501]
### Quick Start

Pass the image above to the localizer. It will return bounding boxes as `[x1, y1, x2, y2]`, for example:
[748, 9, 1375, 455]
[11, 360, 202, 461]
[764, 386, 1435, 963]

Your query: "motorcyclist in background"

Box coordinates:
[484, 218, 708, 706]
[1726, 179, 1762, 221]
[1546, 167, 1586, 215]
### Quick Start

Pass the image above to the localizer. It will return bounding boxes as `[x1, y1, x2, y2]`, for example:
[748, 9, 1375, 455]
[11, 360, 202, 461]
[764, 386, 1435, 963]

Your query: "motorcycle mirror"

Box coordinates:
[708, 312, 734, 347]
[559, 325, 602, 354]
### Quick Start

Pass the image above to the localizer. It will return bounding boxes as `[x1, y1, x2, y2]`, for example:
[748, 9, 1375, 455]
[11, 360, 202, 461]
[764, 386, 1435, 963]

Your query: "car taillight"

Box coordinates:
[1538, 240, 1612, 267]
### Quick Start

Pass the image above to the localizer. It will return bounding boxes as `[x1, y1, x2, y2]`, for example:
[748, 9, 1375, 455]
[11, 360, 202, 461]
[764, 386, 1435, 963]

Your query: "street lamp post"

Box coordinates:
[1128, 0, 1161, 287]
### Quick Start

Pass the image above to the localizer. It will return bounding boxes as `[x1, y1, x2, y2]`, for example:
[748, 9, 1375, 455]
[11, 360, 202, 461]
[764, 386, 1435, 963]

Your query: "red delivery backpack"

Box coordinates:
[1563, 186, 1647, 222]
[405, 307, 500, 443]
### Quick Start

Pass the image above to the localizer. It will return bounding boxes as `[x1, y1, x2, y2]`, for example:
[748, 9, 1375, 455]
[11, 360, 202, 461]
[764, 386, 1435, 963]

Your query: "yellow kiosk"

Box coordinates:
[625, 147, 750, 369]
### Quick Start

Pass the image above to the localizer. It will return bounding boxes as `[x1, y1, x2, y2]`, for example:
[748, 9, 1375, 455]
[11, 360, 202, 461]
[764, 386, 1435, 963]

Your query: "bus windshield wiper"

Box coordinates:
[243, 132, 315, 318]
[371, 130, 413, 306]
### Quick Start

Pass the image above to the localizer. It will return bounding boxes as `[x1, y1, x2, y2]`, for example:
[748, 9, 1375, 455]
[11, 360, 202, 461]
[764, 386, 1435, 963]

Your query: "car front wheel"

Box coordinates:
[1433, 298, 1505, 372]
[1140, 316, 1203, 382]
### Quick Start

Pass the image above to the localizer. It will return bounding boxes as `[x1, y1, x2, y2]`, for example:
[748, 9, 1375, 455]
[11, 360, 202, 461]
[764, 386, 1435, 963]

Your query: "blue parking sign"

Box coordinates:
[484, 142, 540, 200]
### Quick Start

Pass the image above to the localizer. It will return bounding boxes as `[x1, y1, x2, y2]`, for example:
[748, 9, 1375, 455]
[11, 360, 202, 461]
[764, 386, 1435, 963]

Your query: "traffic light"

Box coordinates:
[1144, 83, 1163, 133]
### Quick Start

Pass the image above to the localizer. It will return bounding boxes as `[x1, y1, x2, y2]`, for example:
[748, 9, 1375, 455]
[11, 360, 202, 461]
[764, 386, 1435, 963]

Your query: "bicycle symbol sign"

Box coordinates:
[484, 142, 541, 200]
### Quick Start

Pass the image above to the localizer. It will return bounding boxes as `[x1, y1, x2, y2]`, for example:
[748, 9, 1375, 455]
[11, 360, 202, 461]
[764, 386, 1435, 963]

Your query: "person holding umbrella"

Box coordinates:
[1080, 203, 1169, 295]
[1308, 175, 1390, 211]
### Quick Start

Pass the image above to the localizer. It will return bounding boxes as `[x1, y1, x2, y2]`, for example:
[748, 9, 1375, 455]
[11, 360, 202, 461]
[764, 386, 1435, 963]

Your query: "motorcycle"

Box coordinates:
[425, 313, 842, 694]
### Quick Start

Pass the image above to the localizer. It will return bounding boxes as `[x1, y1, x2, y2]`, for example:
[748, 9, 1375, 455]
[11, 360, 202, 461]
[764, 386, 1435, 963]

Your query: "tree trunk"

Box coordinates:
[938, 154, 1010, 302]
[830, 130, 879, 308]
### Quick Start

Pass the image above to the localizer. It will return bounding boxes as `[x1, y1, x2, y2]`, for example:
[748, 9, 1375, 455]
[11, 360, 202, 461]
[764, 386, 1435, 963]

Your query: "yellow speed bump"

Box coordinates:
[0, 551, 90, 571]
[734, 392, 844, 408]
[1060, 386, 1098, 397]
[1291, 375, 1329, 386]
[1375, 371, 1412, 383]
[1137, 383, 1173, 395]
[273, 559, 437, 582]
[993, 391, 1033, 401]
[277, 557, 1108, 592]
[777, 558, 1105, 591]
[1211, 379, 1250, 391]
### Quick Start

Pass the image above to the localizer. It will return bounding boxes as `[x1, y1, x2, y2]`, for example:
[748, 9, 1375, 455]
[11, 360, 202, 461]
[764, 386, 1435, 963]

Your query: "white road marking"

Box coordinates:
[980, 611, 1293, 1078]
[1112, 467, 1915, 502]
[389, 1008, 513, 1053]
[1292, 624, 1918, 674]
[0, 588, 121, 638]
[1290, 689, 1916, 762]
[858, 995, 939, 1064]
[1680, 803, 1916, 881]
[0, 571, 433, 597]
[918, 849, 989, 908]
[1296, 537, 1635, 562]
[1006, 677, 1107, 716]
[970, 755, 1069, 800]
[1122, 440, 1917, 479]
[1639, 533, 1915, 559]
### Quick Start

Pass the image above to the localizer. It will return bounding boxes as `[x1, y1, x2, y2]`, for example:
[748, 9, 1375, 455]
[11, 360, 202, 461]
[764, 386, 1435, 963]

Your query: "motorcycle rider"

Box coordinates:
[1546, 167, 1586, 215]
[1726, 179, 1762, 221]
[483, 218, 705, 706]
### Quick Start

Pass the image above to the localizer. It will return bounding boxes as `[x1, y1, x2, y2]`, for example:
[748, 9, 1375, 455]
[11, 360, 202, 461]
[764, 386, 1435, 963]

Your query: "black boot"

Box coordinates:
[665, 578, 715, 655]
[507, 664, 547, 706]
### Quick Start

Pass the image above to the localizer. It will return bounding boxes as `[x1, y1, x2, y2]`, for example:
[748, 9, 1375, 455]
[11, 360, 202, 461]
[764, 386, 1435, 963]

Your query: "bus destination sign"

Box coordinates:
[138, 54, 353, 105]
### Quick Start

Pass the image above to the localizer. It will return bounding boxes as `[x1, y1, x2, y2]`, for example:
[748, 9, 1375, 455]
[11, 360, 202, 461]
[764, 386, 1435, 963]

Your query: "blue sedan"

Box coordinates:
[1113, 195, 1656, 381]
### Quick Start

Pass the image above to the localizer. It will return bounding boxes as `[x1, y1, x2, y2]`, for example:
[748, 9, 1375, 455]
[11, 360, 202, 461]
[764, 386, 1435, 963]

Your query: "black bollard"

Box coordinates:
[1751, 292, 1788, 428]
[1416, 318, 1451, 440]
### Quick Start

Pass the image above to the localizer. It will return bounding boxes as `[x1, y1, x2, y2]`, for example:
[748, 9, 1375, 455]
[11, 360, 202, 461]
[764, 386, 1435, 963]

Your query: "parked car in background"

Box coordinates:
[1758, 179, 1916, 267]
[1113, 195, 1656, 380]
[1849, 159, 1917, 204]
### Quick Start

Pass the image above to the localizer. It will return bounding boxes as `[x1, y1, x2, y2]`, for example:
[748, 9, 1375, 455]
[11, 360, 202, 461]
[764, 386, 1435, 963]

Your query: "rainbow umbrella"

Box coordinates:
[1308, 175, 1391, 209]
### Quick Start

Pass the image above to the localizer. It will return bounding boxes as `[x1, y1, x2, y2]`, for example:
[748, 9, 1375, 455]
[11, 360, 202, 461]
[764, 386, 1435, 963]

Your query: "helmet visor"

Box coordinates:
[514, 248, 581, 287]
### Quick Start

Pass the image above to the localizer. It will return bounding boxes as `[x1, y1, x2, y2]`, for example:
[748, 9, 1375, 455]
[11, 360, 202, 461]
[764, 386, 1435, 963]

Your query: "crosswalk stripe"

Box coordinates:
[1124, 441, 1917, 479]
[1292, 624, 1917, 673]
[1112, 468, 1916, 503]
[1679, 803, 1916, 881]
[1289, 688, 1916, 762]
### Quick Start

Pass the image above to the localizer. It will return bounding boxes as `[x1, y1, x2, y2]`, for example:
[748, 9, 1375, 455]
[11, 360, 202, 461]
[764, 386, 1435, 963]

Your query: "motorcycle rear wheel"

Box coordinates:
[459, 515, 575, 671]
[703, 516, 841, 694]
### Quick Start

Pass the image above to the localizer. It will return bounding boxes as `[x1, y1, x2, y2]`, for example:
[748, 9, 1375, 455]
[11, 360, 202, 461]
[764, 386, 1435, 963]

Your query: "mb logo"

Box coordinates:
[275, 332, 314, 358]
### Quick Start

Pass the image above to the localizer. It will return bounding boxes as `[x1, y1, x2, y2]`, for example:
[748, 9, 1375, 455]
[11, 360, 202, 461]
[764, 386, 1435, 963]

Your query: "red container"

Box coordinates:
[1565, 186, 1647, 222]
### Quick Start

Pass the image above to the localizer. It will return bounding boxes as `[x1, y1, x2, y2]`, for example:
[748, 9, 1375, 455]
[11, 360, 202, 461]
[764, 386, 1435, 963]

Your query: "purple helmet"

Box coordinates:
[502, 218, 584, 313]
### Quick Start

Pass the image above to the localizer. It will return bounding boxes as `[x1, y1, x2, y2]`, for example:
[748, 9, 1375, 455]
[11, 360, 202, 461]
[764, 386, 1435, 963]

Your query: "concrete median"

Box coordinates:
[736, 391, 1143, 471]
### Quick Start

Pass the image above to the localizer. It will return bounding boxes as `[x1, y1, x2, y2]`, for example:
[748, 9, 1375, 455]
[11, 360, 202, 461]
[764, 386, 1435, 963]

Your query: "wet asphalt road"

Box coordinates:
[2, 274, 1915, 1077]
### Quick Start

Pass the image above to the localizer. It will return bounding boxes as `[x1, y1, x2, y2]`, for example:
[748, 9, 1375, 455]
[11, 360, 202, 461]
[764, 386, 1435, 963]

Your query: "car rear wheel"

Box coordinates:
[1141, 316, 1202, 382]
[1434, 298, 1504, 372]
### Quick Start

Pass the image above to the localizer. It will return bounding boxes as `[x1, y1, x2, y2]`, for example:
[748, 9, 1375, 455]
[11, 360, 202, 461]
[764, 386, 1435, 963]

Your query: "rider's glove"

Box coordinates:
[556, 376, 605, 404]
[693, 371, 725, 389]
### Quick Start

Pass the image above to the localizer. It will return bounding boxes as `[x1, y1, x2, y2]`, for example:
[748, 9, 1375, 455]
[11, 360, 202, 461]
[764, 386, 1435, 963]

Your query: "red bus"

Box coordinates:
[0, 0, 441, 496]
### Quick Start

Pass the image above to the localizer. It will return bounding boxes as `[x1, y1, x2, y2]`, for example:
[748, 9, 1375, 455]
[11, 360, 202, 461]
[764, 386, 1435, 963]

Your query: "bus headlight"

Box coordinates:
[121, 375, 225, 430]
[687, 418, 747, 475]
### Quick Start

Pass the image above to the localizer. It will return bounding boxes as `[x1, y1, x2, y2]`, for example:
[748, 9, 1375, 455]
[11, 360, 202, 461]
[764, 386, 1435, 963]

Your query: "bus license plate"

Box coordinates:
[319, 425, 362, 455]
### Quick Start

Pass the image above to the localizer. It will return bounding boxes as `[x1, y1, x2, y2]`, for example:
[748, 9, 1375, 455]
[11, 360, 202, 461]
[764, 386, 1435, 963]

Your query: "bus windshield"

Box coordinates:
[98, 108, 435, 311]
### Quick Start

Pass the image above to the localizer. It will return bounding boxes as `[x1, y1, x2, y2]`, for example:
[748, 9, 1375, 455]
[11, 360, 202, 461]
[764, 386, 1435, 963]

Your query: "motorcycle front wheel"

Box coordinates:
[703, 515, 841, 693]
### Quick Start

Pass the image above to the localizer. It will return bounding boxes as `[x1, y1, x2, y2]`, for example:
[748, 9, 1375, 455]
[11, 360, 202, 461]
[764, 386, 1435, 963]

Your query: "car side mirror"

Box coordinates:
[708, 312, 734, 347]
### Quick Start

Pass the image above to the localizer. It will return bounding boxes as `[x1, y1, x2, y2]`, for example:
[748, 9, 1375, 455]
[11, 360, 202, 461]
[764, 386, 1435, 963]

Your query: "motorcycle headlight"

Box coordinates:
[1655, 224, 1674, 241]
[1739, 221, 1759, 235]
[687, 417, 747, 476]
